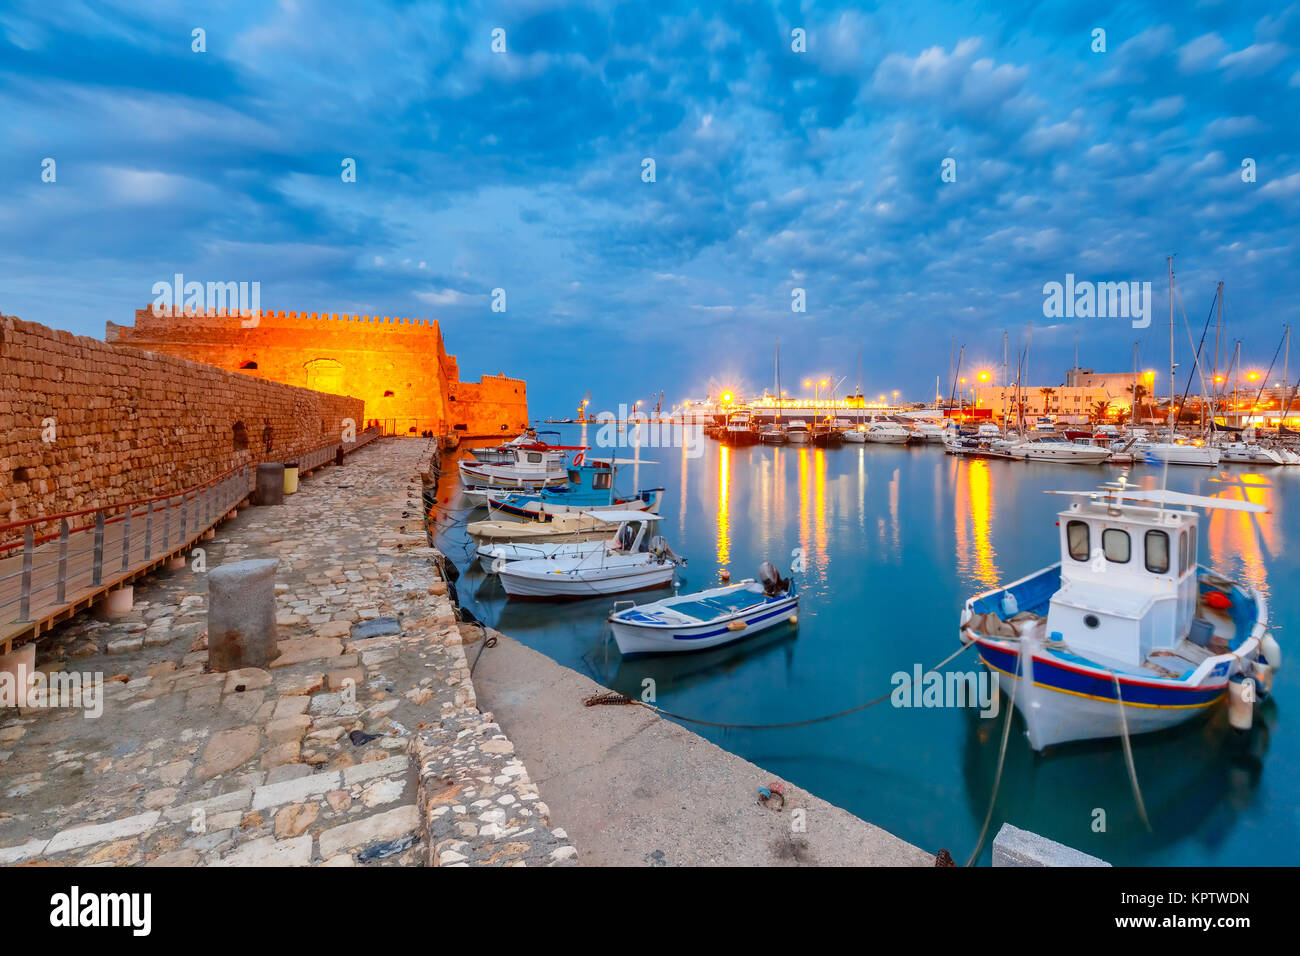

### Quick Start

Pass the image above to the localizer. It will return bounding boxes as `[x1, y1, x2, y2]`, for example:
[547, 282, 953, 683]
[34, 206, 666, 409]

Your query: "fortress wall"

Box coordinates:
[108, 307, 528, 437]
[1, 314, 363, 527]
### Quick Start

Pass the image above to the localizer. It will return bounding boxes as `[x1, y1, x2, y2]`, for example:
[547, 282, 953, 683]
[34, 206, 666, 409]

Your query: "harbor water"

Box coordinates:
[434, 423, 1296, 866]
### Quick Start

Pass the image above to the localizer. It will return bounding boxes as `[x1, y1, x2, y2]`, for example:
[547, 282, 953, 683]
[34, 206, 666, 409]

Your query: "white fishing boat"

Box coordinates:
[469, 429, 550, 464]
[467, 511, 616, 547]
[497, 512, 685, 599]
[959, 479, 1281, 750]
[864, 421, 910, 444]
[785, 420, 811, 443]
[759, 423, 788, 445]
[609, 562, 798, 654]
[842, 424, 868, 443]
[458, 440, 579, 491]
[1011, 435, 1112, 463]
[478, 535, 613, 574]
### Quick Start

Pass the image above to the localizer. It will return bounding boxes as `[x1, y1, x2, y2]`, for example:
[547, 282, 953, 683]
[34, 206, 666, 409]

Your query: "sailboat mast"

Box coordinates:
[1284, 324, 1291, 429]
[774, 339, 781, 424]
[1132, 341, 1139, 425]
[1167, 256, 1176, 438]
[1233, 340, 1241, 428]
[1002, 330, 1008, 434]
[1213, 281, 1223, 405]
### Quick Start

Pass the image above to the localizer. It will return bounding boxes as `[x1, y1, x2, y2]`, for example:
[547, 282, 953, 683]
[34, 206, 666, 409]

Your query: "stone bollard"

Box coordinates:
[207, 558, 280, 671]
[254, 463, 285, 506]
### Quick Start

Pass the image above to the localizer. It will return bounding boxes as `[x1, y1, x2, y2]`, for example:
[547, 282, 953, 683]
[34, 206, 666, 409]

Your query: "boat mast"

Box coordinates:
[1206, 280, 1216, 408]
[1132, 341, 1139, 426]
[1002, 330, 1008, 436]
[1232, 340, 1241, 429]
[774, 339, 782, 425]
[1167, 256, 1176, 440]
[1284, 324, 1291, 430]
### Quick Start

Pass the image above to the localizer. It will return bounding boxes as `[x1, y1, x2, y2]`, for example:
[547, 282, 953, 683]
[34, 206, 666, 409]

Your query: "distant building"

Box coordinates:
[975, 385, 1110, 421]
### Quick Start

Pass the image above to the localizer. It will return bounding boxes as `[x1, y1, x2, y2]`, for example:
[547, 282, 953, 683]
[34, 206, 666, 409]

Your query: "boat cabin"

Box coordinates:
[1048, 492, 1200, 667]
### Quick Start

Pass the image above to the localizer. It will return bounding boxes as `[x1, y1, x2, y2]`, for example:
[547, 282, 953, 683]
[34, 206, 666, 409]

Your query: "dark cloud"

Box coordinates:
[0, 0, 1296, 412]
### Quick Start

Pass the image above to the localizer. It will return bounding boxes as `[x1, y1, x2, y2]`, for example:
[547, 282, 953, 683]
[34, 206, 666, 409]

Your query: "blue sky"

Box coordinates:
[2, 0, 1298, 415]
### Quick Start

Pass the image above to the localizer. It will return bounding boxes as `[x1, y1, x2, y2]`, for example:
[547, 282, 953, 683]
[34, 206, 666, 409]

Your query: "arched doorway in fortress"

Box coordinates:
[304, 358, 345, 395]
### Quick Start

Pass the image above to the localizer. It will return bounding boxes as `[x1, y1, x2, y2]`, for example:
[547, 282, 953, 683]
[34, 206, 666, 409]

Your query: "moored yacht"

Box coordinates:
[1012, 435, 1112, 463]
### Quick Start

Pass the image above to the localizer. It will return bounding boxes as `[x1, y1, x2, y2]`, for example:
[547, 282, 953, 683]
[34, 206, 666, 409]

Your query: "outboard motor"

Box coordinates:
[649, 535, 686, 566]
[758, 561, 788, 596]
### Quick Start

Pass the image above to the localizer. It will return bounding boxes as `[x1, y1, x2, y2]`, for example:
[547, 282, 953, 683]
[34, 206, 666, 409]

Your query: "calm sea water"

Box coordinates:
[433, 424, 1297, 866]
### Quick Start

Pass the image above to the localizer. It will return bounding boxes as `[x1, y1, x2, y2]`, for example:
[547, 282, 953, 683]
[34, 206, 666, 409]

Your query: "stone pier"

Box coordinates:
[0, 438, 571, 866]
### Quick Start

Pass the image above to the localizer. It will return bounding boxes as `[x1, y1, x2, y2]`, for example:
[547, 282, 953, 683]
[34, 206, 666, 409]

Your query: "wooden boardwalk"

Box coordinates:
[0, 430, 381, 652]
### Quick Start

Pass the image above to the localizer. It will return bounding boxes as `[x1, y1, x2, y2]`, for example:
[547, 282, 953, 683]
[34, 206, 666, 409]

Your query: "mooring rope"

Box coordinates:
[1110, 669, 1152, 831]
[965, 647, 1020, 867]
[585, 641, 976, 730]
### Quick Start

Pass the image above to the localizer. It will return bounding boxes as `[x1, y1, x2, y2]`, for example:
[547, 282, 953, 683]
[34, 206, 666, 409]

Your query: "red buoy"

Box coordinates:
[1205, 590, 1232, 610]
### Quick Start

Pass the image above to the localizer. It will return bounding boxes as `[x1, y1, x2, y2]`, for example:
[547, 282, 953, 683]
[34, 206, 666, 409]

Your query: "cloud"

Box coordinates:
[1177, 33, 1227, 73]
[1128, 95, 1186, 122]
[0, 0, 1296, 413]
[1219, 41, 1290, 77]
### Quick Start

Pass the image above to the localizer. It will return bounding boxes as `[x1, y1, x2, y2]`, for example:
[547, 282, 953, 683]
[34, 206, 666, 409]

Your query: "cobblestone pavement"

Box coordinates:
[0, 438, 573, 866]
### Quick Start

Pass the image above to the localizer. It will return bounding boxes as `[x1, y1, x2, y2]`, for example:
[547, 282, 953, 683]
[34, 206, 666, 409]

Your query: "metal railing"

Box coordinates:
[0, 427, 382, 646]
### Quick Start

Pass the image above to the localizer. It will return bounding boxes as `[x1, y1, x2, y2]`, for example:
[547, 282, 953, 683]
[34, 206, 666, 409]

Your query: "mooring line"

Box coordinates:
[965, 644, 1020, 867]
[1110, 669, 1152, 832]
[587, 641, 976, 730]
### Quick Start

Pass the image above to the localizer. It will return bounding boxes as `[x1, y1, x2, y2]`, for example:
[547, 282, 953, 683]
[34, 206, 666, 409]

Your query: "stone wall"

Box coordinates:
[108, 308, 529, 438]
[0, 314, 364, 529]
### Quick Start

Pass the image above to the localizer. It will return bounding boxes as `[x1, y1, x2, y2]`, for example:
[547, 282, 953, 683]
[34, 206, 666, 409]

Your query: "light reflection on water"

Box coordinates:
[437, 427, 1296, 866]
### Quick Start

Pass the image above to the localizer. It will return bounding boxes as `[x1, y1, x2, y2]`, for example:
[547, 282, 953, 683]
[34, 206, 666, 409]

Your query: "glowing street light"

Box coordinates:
[977, 370, 990, 382]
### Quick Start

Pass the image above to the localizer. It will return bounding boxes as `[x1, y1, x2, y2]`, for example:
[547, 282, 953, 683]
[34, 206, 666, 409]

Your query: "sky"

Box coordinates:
[2, 0, 1298, 417]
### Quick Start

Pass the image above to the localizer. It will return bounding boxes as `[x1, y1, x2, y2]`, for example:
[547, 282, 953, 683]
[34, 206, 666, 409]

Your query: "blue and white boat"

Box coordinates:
[609, 562, 798, 655]
[482, 457, 664, 521]
[959, 479, 1282, 750]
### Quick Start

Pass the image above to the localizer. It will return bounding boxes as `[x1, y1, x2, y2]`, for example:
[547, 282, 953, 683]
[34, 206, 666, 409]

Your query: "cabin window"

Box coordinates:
[1178, 531, 1189, 575]
[1145, 530, 1170, 574]
[526, 452, 543, 463]
[1102, 528, 1131, 563]
[567, 468, 581, 484]
[592, 472, 612, 490]
[1066, 521, 1090, 562]
[1189, 533, 1197, 570]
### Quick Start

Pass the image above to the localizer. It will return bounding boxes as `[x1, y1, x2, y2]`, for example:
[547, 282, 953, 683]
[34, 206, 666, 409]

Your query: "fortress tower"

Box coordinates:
[107, 307, 528, 437]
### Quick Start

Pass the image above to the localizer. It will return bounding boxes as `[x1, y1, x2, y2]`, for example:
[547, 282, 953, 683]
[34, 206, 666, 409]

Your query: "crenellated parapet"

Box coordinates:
[106, 306, 526, 439]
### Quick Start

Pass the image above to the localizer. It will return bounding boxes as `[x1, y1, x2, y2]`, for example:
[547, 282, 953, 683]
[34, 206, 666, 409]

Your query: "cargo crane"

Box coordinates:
[576, 391, 592, 422]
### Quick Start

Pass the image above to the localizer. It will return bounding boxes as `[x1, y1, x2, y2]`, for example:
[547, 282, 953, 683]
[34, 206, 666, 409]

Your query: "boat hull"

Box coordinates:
[611, 594, 798, 654]
[1131, 443, 1220, 466]
[972, 637, 1227, 750]
[499, 561, 676, 598]
[1016, 445, 1112, 463]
